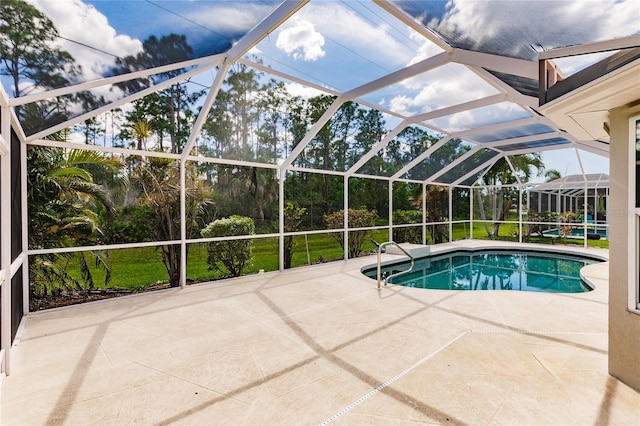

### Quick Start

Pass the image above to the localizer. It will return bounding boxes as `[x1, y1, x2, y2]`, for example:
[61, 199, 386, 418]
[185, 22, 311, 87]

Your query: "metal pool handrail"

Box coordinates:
[376, 241, 415, 289]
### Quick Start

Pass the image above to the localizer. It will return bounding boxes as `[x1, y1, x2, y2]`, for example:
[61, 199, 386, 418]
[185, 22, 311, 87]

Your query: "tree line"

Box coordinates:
[1, 0, 544, 298]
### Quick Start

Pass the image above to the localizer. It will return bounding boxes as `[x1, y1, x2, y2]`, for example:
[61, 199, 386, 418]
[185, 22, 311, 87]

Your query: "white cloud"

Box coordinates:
[183, 3, 274, 35]
[385, 63, 499, 116]
[276, 19, 325, 61]
[553, 51, 614, 76]
[247, 45, 263, 56]
[388, 95, 413, 117]
[296, 3, 418, 67]
[67, 131, 86, 144]
[391, 0, 639, 125]
[427, 103, 528, 133]
[284, 82, 327, 99]
[561, 0, 639, 41]
[30, 0, 143, 83]
[406, 30, 445, 67]
[435, 0, 639, 60]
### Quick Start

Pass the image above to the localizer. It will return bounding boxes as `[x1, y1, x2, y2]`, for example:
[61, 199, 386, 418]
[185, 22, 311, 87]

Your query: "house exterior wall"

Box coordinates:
[608, 103, 640, 391]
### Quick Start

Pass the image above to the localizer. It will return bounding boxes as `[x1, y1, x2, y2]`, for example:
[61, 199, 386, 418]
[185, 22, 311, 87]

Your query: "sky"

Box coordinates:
[13, 0, 638, 178]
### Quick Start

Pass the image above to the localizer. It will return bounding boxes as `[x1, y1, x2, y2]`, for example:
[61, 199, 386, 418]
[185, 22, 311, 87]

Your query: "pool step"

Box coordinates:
[385, 243, 430, 258]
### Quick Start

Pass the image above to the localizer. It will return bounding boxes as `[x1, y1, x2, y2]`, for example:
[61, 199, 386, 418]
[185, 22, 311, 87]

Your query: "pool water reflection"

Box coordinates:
[363, 250, 601, 293]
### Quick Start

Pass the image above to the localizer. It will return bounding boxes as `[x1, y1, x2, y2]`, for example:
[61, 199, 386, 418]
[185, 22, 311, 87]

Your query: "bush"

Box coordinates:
[106, 205, 155, 243]
[392, 210, 422, 244]
[324, 208, 378, 258]
[201, 216, 255, 277]
[284, 203, 306, 269]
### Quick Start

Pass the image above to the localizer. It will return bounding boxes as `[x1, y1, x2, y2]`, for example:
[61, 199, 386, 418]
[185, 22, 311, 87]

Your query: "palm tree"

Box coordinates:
[28, 144, 124, 301]
[131, 158, 210, 287]
[477, 154, 544, 237]
[132, 120, 153, 151]
[545, 169, 562, 182]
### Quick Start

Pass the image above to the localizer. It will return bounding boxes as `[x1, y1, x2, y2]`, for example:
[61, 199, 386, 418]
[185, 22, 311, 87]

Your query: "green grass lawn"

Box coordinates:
[39, 225, 606, 294]
[452, 222, 609, 249]
[51, 230, 386, 291]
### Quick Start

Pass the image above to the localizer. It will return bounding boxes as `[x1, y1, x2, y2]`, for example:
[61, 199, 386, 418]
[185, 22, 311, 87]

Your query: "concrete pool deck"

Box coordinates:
[2, 240, 639, 425]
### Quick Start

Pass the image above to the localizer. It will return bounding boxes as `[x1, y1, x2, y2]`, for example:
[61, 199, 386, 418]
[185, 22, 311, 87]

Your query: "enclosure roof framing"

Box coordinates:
[1, 0, 624, 186]
[530, 173, 610, 193]
[424, 145, 482, 185]
[452, 153, 504, 186]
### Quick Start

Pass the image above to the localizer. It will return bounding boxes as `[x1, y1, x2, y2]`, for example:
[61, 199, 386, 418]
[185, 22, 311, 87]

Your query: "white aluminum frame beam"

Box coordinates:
[287, 165, 349, 178]
[467, 66, 538, 108]
[239, 58, 341, 97]
[181, 63, 230, 159]
[350, 172, 411, 182]
[424, 145, 482, 185]
[479, 132, 561, 148]
[1, 103, 11, 375]
[390, 136, 452, 180]
[184, 155, 280, 170]
[0, 0, 619, 359]
[0, 134, 7, 157]
[10, 55, 225, 107]
[451, 116, 539, 140]
[31, 138, 182, 160]
[245, 12, 453, 173]
[379, 94, 512, 181]
[504, 155, 523, 186]
[451, 48, 538, 80]
[226, 1, 308, 63]
[564, 188, 585, 197]
[28, 239, 185, 256]
[27, 61, 221, 142]
[499, 143, 571, 156]
[343, 52, 450, 100]
[279, 96, 345, 170]
[468, 161, 496, 189]
[20, 132, 27, 314]
[539, 34, 640, 60]
[0, 85, 8, 108]
[239, 57, 407, 123]
[409, 93, 505, 124]
[573, 139, 610, 156]
[451, 153, 504, 186]
[345, 121, 408, 176]
[373, 0, 453, 53]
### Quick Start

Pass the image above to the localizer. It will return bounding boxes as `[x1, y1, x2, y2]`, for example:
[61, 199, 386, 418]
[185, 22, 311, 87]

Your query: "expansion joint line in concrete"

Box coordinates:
[318, 329, 606, 425]
[318, 331, 468, 426]
[468, 329, 606, 335]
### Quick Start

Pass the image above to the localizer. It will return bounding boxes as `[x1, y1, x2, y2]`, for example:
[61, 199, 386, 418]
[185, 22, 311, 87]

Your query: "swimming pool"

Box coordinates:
[543, 228, 608, 239]
[362, 250, 603, 293]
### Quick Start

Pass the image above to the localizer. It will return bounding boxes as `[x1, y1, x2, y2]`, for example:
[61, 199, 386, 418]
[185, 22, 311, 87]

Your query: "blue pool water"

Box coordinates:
[543, 228, 608, 238]
[362, 250, 602, 293]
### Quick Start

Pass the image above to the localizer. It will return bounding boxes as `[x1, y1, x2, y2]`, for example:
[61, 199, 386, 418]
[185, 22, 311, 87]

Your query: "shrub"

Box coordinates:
[324, 208, 378, 258]
[106, 205, 155, 243]
[201, 216, 255, 277]
[392, 210, 422, 244]
[283, 203, 306, 269]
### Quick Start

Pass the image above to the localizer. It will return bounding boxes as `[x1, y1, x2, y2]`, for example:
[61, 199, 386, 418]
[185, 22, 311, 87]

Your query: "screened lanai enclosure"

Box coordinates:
[1, 0, 636, 375]
[527, 174, 610, 240]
